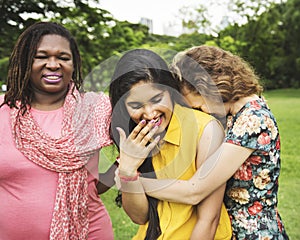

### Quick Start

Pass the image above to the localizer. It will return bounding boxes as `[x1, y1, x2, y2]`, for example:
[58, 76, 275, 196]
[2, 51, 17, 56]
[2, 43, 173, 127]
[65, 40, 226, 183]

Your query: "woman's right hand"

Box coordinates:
[116, 119, 160, 176]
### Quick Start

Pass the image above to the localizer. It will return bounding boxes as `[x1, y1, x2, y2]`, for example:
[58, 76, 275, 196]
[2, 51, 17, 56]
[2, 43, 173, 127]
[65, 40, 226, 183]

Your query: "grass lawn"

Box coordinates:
[263, 88, 300, 240]
[100, 88, 300, 240]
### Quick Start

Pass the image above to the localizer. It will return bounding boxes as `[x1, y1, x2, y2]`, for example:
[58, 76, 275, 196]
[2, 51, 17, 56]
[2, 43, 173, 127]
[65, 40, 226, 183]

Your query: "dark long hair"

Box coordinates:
[109, 49, 184, 240]
[1, 21, 83, 114]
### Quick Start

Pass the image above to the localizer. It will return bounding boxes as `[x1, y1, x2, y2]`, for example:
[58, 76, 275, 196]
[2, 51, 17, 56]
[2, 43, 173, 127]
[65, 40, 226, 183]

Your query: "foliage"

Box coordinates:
[175, 0, 300, 90]
[179, 4, 212, 35]
[219, 0, 300, 89]
[0, 57, 9, 85]
[0, 0, 154, 91]
[0, 0, 68, 57]
[1, 0, 300, 90]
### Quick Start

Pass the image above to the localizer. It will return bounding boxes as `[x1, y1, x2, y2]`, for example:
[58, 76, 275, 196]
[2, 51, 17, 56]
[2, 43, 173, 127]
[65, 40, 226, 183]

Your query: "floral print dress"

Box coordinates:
[224, 98, 289, 239]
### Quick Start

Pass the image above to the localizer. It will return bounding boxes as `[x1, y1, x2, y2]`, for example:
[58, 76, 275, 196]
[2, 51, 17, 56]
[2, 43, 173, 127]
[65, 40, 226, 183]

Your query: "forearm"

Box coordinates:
[97, 161, 118, 194]
[191, 218, 219, 240]
[140, 153, 226, 205]
[190, 185, 225, 240]
[119, 177, 149, 224]
[112, 122, 159, 224]
[140, 177, 203, 205]
[141, 143, 253, 205]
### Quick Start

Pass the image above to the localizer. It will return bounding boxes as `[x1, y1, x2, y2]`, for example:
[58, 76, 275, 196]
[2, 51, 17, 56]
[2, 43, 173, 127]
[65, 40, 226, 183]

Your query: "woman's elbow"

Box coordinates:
[123, 207, 148, 225]
[131, 217, 148, 225]
[188, 194, 202, 205]
[187, 184, 205, 205]
[127, 214, 148, 225]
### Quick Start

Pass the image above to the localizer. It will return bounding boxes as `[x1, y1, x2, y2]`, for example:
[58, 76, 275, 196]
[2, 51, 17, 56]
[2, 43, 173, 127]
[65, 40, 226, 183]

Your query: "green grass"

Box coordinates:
[100, 88, 300, 240]
[263, 89, 300, 240]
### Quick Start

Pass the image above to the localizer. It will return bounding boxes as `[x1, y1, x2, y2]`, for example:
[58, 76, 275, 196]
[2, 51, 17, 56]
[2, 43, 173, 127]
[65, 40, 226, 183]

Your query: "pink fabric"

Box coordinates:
[0, 94, 114, 240]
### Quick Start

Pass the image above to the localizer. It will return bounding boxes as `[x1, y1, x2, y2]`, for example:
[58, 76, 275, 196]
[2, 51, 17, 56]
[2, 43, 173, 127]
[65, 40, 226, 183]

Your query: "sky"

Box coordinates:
[99, 0, 229, 36]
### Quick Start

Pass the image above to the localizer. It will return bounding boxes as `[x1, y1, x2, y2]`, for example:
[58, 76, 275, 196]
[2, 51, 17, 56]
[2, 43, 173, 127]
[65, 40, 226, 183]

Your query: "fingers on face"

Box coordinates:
[130, 119, 146, 139]
[131, 120, 158, 145]
[141, 126, 158, 146]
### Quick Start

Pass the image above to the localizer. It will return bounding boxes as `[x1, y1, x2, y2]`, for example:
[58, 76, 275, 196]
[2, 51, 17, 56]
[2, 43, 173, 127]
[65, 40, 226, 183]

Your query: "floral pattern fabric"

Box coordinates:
[224, 98, 289, 239]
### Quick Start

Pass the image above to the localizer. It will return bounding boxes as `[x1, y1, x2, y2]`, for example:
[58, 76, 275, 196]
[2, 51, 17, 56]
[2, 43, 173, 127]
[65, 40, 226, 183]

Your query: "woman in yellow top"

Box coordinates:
[109, 49, 232, 239]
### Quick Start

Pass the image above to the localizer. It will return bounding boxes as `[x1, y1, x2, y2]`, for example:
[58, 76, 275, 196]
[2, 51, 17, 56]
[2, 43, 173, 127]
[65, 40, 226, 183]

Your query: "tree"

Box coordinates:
[0, 0, 68, 57]
[81, 20, 150, 91]
[281, 0, 300, 87]
[220, 0, 299, 89]
[0, 0, 151, 90]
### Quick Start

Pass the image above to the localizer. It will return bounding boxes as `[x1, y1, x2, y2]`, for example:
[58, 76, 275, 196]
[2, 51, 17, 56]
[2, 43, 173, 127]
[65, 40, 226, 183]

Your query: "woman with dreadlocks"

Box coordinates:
[0, 22, 113, 239]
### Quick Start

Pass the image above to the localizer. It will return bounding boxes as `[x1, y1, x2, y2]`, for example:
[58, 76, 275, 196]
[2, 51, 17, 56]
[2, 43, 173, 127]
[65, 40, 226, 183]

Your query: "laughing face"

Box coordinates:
[30, 34, 74, 97]
[125, 81, 174, 135]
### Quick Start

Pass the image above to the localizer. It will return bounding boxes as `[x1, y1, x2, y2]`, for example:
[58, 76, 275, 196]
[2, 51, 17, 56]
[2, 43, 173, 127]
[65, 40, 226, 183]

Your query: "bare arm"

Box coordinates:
[97, 162, 118, 194]
[191, 185, 226, 240]
[119, 176, 149, 224]
[190, 119, 226, 239]
[141, 143, 253, 205]
[115, 121, 160, 224]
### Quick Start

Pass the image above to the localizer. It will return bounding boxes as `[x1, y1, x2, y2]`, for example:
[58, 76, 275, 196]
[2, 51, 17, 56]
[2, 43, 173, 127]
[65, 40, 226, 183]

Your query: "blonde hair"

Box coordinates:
[171, 45, 263, 102]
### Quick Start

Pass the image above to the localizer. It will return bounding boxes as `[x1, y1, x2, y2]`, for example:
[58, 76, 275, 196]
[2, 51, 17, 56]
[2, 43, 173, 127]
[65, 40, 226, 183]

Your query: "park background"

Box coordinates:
[1, 0, 299, 239]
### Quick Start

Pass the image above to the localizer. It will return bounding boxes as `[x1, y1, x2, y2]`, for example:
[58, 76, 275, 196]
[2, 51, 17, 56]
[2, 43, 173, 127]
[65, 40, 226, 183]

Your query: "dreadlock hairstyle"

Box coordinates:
[109, 49, 186, 240]
[1, 21, 83, 114]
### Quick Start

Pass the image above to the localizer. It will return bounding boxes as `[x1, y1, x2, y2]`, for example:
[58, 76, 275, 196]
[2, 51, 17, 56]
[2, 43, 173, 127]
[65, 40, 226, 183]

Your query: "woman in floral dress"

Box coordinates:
[139, 45, 289, 239]
[224, 99, 286, 239]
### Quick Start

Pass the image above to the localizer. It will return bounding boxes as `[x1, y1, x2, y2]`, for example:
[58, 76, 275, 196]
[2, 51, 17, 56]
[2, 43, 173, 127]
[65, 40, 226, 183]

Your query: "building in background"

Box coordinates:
[140, 17, 153, 34]
[140, 17, 183, 36]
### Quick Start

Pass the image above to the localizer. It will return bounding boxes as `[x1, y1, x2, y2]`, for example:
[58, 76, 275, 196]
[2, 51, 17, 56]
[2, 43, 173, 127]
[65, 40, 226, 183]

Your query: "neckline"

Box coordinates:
[30, 106, 63, 114]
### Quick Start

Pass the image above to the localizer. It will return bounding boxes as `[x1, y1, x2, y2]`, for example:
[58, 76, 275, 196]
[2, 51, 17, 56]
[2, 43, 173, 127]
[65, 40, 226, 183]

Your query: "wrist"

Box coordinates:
[119, 170, 140, 182]
[118, 165, 138, 177]
[115, 168, 144, 193]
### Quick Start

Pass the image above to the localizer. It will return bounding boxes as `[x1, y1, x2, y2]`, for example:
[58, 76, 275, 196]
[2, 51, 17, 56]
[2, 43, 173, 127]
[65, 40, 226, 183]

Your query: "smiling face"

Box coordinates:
[30, 34, 74, 98]
[125, 81, 174, 135]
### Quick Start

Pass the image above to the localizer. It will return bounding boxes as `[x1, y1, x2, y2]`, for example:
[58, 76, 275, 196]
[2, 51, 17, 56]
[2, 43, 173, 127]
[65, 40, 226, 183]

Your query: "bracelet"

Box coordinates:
[119, 171, 140, 182]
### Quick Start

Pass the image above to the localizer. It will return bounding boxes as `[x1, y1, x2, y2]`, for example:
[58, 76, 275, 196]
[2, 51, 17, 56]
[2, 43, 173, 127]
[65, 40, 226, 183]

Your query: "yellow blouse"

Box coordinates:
[133, 105, 232, 240]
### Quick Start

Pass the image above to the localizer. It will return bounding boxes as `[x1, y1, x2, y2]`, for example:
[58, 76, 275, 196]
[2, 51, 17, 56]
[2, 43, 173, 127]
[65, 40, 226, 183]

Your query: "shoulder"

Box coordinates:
[234, 99, 278, 131]
[226, 99, 278, 149]
[241, 99, 274, 118]
[0, 94, 4, 104]
[0, 94, 9, 111]
[174, 104, 220, 134]
[0, 94, 10, 118]
[175, 104, 214, 122]
[82, 91, 111, 110]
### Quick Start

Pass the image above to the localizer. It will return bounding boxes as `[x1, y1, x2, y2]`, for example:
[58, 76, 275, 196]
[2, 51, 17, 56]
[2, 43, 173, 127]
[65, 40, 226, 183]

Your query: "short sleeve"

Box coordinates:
[225, 107, 279, 153]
